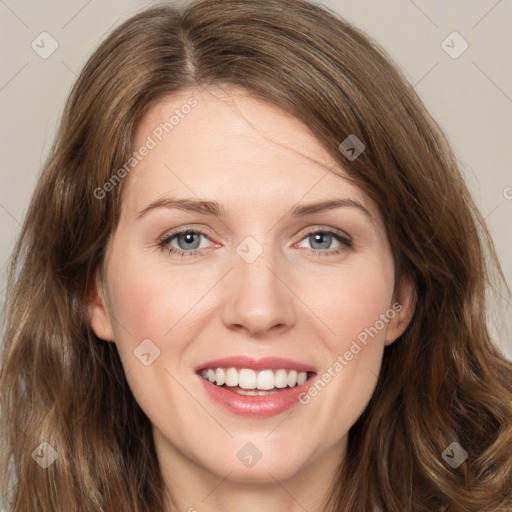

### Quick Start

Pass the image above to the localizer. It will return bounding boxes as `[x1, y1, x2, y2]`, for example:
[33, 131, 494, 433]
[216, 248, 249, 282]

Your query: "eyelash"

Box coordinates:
[158, 227, 353, 258]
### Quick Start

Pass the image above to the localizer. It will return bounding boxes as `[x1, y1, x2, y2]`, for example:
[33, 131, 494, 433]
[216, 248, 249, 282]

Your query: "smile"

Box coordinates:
[195, 356, 317, 417]
[200, 367, 313, 395]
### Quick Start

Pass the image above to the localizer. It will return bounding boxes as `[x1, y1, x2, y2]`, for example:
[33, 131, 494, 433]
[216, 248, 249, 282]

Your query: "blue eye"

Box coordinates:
[159, 230, 208, 256]
[296, 230, 352, 257]
[158, 228, 352, 257]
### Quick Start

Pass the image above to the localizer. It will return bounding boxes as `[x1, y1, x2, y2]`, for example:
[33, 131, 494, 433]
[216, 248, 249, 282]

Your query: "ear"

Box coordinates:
[385, 275, 417, 346]
[86, 268, 115, 342]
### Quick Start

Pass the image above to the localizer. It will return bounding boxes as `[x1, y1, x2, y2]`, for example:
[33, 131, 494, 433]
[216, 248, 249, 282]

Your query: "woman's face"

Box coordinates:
[88, 85, 414, 496]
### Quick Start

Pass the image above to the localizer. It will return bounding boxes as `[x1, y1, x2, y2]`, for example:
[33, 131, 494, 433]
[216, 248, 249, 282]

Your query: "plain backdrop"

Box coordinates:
[0, 0, 511, 358]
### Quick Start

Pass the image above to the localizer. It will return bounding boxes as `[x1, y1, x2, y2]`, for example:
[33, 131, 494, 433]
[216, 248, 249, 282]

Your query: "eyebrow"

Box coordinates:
[136, 197, 373, 221]
[136, 197, 225, 218]
[291, 198, 372, 220]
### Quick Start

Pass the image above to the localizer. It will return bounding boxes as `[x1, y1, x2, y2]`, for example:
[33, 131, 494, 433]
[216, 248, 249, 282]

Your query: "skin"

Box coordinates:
[88, 85, 416, 512]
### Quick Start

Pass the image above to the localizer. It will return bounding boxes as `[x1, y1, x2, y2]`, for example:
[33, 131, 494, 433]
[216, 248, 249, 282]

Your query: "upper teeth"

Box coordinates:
[201, 368, 309, 390]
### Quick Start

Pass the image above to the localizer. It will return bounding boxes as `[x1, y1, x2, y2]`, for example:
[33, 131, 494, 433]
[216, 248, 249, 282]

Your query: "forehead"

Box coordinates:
[124, 85, 377, 220]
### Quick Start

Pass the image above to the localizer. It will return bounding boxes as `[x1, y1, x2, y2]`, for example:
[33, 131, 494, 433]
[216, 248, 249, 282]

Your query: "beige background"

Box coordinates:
[0, 0, 511, 358]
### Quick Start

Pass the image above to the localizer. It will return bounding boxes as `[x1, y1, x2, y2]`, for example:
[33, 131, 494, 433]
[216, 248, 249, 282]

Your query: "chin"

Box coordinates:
[201, 448, 308, 484]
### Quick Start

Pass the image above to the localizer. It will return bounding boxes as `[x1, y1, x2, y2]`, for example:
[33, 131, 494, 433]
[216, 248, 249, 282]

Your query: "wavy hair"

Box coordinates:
[1, 0, 511, 510]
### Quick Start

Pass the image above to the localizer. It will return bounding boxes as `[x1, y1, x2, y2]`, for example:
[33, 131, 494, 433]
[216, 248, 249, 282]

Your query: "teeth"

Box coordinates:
[256, 369, 274, 390]
[225, 368, 238, 387]
[297, 371, 307, 386]
[274, 369, 289, 388]
[288, 370, 298, 387]
[215, 368, 225, 386]
[239, 368, 257, 389]
[234, 388, 278, 396]
[200, 367, 311, 390]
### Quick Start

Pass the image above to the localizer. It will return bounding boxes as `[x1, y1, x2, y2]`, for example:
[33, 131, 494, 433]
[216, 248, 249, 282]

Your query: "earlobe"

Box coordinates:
[86, 269, 115, 342]
[385, 277, 417, 346]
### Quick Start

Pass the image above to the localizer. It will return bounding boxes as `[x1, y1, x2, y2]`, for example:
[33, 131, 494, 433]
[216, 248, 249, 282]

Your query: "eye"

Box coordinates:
[158, 229, 214, 257]
[296, 229, 352, 257]
[158, 227, 352, 258]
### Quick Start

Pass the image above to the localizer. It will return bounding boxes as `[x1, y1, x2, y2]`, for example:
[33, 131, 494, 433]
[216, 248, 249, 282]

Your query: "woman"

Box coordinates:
[1, 0, 511, 510]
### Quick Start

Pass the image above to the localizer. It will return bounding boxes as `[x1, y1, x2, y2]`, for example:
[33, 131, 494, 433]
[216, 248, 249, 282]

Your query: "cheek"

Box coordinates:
[315, 256, 395, 347]
[298, 256, 395, 428]
[103, 251, 221, 399]
[106, 252, 207, 342]
[102, 256, 196, 423]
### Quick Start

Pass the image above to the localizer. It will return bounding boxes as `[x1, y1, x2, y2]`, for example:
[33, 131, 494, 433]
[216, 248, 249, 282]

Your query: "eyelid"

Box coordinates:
[293, 225, 352, 245]
[159, 225, 217, 243]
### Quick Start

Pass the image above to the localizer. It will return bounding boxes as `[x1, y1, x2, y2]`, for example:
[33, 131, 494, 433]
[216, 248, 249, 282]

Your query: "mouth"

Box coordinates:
[195, 356, 317, 417]
[198, 367, 316, 396]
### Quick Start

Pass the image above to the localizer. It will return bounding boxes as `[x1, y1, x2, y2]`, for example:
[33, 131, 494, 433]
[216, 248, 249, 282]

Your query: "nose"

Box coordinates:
[220, 248, 296, 338]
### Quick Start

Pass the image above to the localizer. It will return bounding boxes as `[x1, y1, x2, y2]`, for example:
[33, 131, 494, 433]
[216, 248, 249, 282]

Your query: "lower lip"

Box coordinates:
[198, 374, 317, 418]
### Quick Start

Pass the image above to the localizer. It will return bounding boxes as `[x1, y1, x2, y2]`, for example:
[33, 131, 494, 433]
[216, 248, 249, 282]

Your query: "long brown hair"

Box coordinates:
[1, 0, 511, 510]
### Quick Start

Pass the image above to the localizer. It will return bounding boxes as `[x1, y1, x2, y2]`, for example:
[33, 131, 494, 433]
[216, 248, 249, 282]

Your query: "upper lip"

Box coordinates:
[195, 356, 316, 373]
